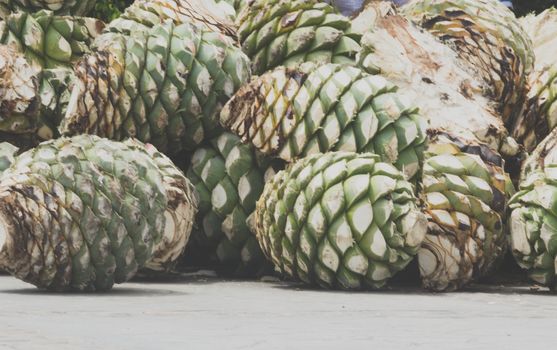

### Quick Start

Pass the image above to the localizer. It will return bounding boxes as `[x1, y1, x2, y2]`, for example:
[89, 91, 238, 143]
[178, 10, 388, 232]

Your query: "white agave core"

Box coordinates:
[359, 17, 509, 153]
[520, 9, 557, 69]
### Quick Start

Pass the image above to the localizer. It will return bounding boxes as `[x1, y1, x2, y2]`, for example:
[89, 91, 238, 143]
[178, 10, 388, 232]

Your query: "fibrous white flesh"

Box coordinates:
[520, 9, 557, 69]
[357, 14, 518, 158]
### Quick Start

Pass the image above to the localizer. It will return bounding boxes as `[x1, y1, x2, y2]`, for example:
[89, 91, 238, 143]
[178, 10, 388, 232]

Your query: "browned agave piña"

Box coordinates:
[0, 135, 197, 291]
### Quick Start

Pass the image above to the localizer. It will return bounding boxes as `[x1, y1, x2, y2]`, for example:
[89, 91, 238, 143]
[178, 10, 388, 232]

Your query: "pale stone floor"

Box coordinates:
[0, 273, 555, 350]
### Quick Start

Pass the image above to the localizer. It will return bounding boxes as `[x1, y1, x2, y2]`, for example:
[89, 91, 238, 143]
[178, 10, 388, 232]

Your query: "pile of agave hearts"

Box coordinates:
[0, 0, 555, 293]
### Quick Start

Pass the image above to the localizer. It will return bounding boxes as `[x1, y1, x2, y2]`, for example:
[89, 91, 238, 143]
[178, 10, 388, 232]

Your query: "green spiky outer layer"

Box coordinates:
[185, 132, 280, 276]
[0, 135, 198, 291]
[59, 21, 251, 156]
[509, 128, 557, 288]
[402, 0, 534, 127]
[236, 0, 361, 75]
[0, 0, 96, 17]
[418, 133, 509, 292]
[255, 152, 427, 290]
[221, 63, 427, 181]
[0, 142, 17, 173]
[135, 140, 199, 272]
[512, 8, 557, 152]
[0, 10, 104, 69]
[104, 0, 237, 40]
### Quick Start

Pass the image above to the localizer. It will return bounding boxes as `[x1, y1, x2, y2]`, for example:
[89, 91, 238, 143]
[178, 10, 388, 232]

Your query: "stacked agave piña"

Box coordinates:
[0, 10, 104, 69]
[217, 0, 430, 287]
[0, 10, 104, 143]
[255, 152, 427, 289]
[508, 8, 557, 289]
[235, 0, 361, 74]
[185, 132, 281, 276]
[511, 8, 557, 152]
[220, 62, 428, 181]
[104, 0, 237, 39]
[53, 0, 253, 274]
[0, 0, 96, 17]
[0, 0, 241, 286]
[59, 0, 251, 156]
[0, 135, 198, 291]
[0, 10, 103, 147]
[402, 0, 534, 129]
[0, 0, 244, 150]
[355, 3, 518, 291]
[221, 0, 522, 290]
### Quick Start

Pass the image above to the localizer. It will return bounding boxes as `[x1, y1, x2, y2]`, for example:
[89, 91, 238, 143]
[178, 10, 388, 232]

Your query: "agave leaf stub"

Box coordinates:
[0, 135, 197, 291]
[221, 63, 427, 181]
[255, 151, 427, 290]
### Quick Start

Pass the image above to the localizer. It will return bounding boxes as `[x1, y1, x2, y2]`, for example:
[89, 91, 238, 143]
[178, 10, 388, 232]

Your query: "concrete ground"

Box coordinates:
[0, 274, 556, 350]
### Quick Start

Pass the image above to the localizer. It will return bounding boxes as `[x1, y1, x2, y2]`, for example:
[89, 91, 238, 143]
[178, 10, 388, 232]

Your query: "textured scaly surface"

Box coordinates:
[221, 63, 427, 181]
[0, 135, 198, 291]
[419, 133, 510, 291]
[356, 9, 514, 290]
[255, 152, 427, 290]
[0, 10, 104, 69]
[185, 132, 280, 276]
[60, 21, 251, 156]
[236, 0, 361, 74]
